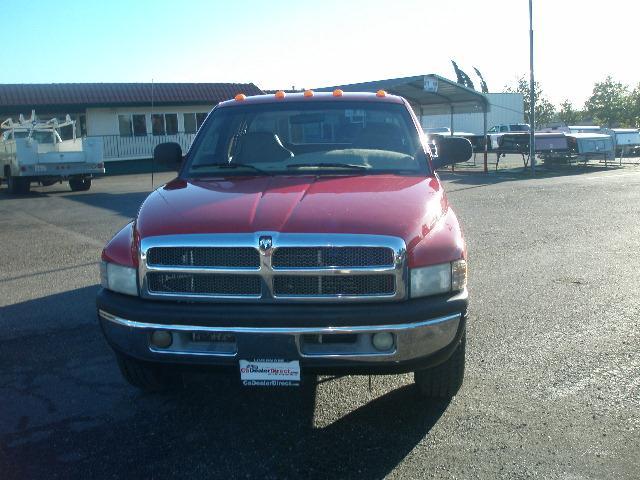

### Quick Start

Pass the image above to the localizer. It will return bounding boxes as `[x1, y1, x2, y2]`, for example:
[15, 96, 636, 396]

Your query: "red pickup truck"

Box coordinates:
[97, 90, 471, 398]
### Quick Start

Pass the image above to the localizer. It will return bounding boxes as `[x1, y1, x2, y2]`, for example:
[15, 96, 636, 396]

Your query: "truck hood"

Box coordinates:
[136, 175, 448, 251]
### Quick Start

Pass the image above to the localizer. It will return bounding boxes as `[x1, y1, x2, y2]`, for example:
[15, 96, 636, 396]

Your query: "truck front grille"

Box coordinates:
[140, 234, 406, 303]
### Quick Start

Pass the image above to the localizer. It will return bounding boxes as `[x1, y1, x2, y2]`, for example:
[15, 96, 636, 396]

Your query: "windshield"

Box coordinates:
[184, 101, 428, 177]
[510, 124, 530, 132]
[30, 131, 55, 143]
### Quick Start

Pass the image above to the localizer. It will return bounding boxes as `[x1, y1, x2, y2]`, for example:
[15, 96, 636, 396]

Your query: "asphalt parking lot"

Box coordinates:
[1, 165, 639, 479]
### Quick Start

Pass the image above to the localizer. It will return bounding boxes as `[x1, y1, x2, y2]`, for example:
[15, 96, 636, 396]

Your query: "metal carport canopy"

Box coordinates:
[316, 74, 491, 172]
[315, 74, 490, 115]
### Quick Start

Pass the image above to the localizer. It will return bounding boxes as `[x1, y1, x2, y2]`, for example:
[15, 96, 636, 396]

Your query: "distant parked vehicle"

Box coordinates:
[495, 132, 567, 168]
[423, 127, 452, 135]
[0, 111, 104, 194]
[605, 128, 640, 156]
[487, 123, 530, 149]
[496, 131, 615, 167]
[488, 123, 530, 133]
[424, 127, 477, 137]
[567, 125, 602, 134]
[568, 133, 614, 160]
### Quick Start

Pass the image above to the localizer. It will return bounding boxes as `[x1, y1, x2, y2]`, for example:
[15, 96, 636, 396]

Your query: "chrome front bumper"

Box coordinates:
[99, 309, 462, 368]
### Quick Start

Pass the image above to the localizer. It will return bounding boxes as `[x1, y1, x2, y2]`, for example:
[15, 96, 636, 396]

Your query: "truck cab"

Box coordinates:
[97, 90, 471, 398]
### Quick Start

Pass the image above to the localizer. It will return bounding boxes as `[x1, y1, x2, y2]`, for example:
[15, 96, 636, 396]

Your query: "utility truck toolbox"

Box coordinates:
[97, 90, 472, 398]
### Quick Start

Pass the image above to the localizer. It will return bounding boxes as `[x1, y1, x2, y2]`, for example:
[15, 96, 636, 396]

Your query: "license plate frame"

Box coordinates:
[239, 359, 301, 387]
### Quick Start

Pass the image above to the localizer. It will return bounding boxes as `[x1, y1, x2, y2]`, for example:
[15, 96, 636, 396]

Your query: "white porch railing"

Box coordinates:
[90, 133, 197, 161]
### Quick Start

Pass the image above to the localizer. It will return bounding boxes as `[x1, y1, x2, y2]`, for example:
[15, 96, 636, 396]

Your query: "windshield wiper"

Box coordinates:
[190, 162, 270, 174]
[286, 163, 368, 171]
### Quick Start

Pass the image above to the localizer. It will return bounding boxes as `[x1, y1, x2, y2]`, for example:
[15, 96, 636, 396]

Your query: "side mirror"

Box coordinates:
[154, 142, 183, 170]
[430, 136, 473, 169]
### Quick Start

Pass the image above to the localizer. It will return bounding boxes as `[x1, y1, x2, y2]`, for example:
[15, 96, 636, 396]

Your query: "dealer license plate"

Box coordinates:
[239, 359, 301, 387]
[191, 332, 235, 343]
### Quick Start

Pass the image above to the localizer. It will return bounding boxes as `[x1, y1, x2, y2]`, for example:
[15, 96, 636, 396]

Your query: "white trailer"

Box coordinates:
[1, 112, 104, 194]
[605, 128, 640, 158]
[569, 133, 614, 155]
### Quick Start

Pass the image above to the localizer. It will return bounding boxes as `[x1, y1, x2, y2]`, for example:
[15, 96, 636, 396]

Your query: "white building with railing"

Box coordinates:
[87, 105, 208, 161]
[0, 83, 263, 172]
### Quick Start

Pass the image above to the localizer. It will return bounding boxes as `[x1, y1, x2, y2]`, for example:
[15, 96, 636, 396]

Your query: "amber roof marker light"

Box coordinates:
[376, 89, 387, 97]
[234, 93, 246, 101]
[303, 89, 314, 97]
[333, 89, 343, 97]
[275, 90, 286, 99]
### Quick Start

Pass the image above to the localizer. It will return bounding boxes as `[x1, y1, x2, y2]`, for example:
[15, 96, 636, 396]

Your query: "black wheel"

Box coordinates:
[414, 332, 466, 399]
[69, 177, 91, 191]
[115, 352, 181, 392]
[7, 174, 30, 194]
[40, 179, 57, 187]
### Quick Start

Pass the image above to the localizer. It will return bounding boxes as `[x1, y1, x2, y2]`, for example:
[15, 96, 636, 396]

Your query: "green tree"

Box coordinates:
[556, 100, 583, 126]
[584, 77, 630, 127]
[628, 83, 640, 127]
[505, 76, 555, 126]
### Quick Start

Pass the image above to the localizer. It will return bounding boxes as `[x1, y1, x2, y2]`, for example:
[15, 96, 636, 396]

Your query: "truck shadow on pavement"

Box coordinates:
[1, 286, 451, 480]
[0, 187, 150, 219]
[63, 191, 150, 218]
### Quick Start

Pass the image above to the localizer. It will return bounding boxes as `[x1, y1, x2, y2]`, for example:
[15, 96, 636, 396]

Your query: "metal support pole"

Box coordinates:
[483, 108, 488, 172]
[529, 0, 536, 173]
[450, 105, 454, 135]
[151, 79, 155, 189]
[450, 105, 455, 172]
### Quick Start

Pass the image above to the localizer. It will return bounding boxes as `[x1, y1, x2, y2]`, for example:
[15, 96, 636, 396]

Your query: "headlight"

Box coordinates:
[410, 259, 467, 298]
[100, 261, 138, 296]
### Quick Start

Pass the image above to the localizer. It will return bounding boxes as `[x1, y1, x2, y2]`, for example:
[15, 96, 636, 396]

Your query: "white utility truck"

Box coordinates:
[0, 112, 104, 194]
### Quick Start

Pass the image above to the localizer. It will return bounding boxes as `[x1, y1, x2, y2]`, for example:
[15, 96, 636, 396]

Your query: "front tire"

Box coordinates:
[115, 353, 181, 392]
[414, 332, 466, 399]
[69, 177, 91, 191]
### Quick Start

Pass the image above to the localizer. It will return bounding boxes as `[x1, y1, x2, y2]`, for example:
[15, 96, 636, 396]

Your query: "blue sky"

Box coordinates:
[2, 0, 638, 106]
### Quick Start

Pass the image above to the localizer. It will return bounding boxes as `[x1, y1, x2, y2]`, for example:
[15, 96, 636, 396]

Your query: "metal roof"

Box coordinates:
[315, 74, 489, 115]
[0, 83, 264, 112]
